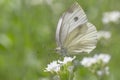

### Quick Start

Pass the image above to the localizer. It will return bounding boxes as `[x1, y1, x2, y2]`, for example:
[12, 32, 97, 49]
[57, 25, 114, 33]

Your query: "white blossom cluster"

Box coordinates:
[81, 54, 111, 67]
[97, 66, 109, 76]
[44, 56, 76, 73]
[29, 0, 53, 5]
[102, 11, 120, 24]
[97, 31, 111, 40]
[44, 61, 60, 72]
[80, 54, 111, 76]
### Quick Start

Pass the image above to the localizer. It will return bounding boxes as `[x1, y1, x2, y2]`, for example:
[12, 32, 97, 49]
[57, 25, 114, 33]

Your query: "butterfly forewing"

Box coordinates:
[56, 2, 88, 47]
[56, 18, 63, 47]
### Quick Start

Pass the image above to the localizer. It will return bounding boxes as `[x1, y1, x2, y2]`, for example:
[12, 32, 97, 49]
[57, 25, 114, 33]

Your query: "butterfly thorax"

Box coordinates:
[56, 47, 68, 56]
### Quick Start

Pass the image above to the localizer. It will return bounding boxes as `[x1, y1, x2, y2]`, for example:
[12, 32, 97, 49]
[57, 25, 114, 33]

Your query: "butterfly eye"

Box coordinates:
[74, 17, 78, 22]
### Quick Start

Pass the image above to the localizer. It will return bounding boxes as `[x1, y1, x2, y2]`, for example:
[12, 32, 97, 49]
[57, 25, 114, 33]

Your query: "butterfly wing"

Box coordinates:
[56, 2, 88, 47]
[56, 2, 97, 55]
[65, 22, 97, 54]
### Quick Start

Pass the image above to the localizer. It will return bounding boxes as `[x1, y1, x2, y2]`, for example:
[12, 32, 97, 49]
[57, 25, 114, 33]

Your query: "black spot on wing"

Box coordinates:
[74, 17, 78, 22]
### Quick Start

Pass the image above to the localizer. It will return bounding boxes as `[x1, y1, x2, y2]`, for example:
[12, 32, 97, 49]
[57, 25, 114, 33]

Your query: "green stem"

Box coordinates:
[96, 74, 107, 80]
[69, 72, 74, 80]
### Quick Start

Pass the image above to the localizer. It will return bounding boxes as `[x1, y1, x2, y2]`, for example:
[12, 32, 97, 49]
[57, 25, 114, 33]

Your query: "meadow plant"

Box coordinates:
[44, 54, 111, 80]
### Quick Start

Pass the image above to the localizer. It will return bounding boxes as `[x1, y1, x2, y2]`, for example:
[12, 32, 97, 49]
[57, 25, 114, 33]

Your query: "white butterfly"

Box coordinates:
[56, 2, 97, 56]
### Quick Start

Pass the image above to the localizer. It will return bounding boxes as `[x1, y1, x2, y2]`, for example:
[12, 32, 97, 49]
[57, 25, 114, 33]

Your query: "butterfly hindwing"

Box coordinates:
[67, 22, 97, 54]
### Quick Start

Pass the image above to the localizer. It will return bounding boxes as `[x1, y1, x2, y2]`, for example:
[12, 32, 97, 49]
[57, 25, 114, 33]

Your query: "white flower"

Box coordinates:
[80, 57, 97, 67]
[44, 61, 60, 72]
[105, 66, 110, 75]
[102, 11, 120, 24]
[81, 54, 111, 76]
[58, 56, 76, 65]
[44, 56, 76, 73]
[97, 31, 111, 40]
[0, 34, 12, 48]
[94, 54, 111, 64]
[39, 78, 49, 80]
[97, 66, 110, 76]
[81, 54, 111, 67]
[45, 0, 53, 5]
[97, 70, 103, 76]
[29, 0, 53, 5]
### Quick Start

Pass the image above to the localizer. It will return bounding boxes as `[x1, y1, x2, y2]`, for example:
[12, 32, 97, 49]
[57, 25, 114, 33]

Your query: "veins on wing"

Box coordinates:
[62, 11, 79, 45]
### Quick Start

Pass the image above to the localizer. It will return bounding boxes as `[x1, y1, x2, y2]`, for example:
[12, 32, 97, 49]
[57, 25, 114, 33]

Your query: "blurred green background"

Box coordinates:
[0, 0, 120, 80]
